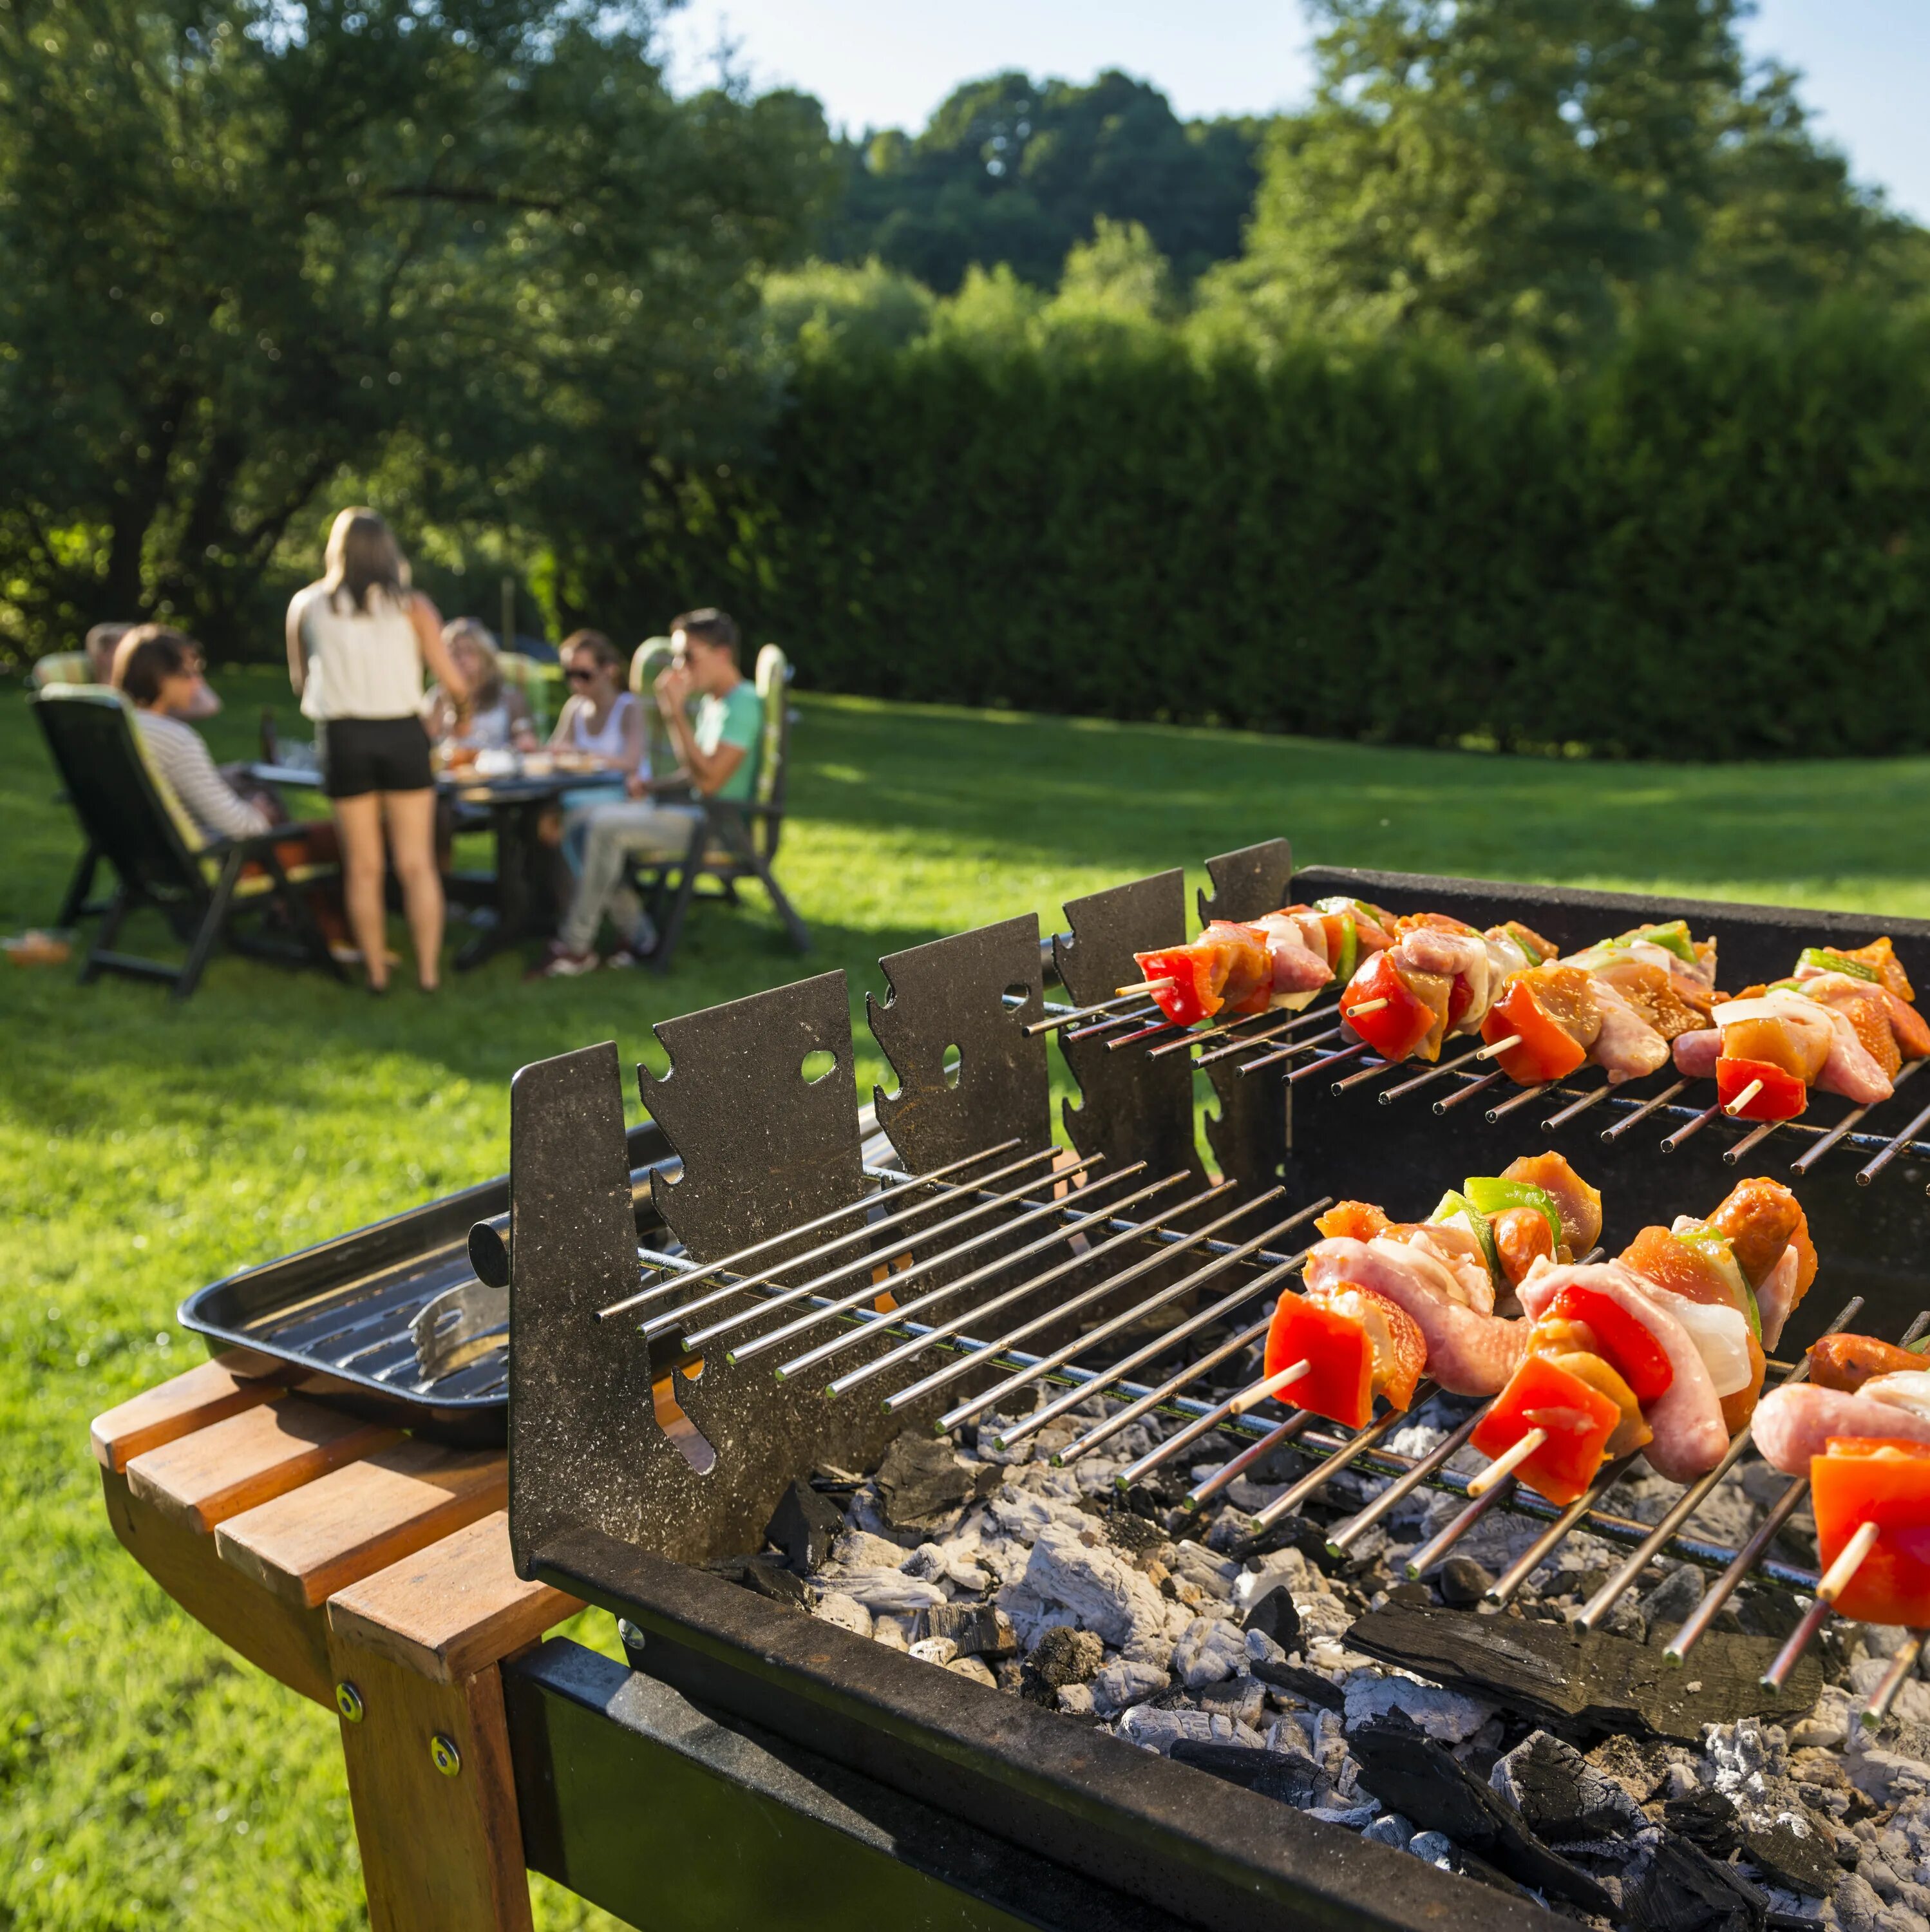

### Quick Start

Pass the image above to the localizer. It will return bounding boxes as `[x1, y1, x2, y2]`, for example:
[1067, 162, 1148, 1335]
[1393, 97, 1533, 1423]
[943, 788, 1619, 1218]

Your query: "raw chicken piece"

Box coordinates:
[1501, 1151, 1604, 1255]
[1752, 1379, 1930, 1475]
[1672, 1027, 1721, 1078]
[1589, 978, 1672, 1083]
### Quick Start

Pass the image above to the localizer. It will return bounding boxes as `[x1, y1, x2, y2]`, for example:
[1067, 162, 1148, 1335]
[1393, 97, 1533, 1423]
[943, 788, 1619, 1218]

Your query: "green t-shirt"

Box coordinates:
[696, 680, 762, 802]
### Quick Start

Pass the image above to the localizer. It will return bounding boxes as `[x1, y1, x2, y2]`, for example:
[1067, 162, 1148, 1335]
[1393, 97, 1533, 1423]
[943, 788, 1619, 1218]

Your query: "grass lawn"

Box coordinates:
[5, 665, 1930, 1929]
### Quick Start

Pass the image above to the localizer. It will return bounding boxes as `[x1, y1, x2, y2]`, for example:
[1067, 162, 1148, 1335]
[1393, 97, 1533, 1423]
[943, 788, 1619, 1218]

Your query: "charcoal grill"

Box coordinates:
[497, 839, 1930, 1931]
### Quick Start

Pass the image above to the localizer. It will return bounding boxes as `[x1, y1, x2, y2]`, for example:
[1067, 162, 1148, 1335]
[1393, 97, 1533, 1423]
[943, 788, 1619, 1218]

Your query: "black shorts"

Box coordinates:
[317, 716, 433, 799]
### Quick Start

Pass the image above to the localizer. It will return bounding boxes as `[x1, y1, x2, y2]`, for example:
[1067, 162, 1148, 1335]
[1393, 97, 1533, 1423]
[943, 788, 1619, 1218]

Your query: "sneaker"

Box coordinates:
[604, 916, 659, 969]
[524, 942, 599, 981]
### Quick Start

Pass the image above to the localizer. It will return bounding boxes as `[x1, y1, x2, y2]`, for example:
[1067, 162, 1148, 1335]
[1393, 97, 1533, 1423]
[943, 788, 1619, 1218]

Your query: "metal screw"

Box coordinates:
[430, 1734, 462, 1777]
[334, 1681, 364, 1723]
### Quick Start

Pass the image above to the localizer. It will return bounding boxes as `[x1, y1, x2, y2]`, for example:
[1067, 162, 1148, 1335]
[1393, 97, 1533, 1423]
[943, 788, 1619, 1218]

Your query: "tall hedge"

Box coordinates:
[574, 306, 1930, 759]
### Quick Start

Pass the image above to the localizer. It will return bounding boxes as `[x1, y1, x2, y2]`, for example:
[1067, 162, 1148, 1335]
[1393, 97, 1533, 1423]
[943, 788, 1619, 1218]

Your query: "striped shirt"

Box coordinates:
[135, 710, 270, 844]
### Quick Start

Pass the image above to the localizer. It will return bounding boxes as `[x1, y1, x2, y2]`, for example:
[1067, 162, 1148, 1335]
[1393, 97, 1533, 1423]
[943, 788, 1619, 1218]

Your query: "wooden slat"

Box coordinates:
[126, 1397, 399, 1534]
[216, 1441, 507, 1609]
[327, 1513, 580, 1685]
[100, 1466, 334, 1707]
[90, 1356, 281, 1472]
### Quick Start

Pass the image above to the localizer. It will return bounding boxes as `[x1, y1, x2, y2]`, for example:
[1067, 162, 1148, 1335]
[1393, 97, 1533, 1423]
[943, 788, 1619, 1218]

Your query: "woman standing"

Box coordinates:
[286, 508, 466, 992]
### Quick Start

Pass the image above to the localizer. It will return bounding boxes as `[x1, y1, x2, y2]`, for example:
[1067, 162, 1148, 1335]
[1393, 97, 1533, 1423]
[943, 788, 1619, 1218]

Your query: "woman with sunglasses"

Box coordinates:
[549, 630, 645, 778]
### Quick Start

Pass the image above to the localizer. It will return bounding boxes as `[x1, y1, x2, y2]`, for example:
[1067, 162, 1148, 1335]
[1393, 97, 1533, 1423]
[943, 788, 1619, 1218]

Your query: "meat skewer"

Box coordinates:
[1670, 936, 1930, 1122]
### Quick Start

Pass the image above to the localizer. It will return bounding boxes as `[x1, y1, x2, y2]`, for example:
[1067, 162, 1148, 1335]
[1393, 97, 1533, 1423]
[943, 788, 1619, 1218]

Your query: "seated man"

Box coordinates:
[528, 608, 762, 976]
[94, 620, 220, 717]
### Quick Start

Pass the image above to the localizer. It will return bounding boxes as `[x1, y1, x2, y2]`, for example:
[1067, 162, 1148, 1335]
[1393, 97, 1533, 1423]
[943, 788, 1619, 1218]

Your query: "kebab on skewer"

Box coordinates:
[1669, 936, 1930, 1122]
[1259, 1152, 1604, 1430]
[1126, 898, 1399, 1028]
[1335, 915, 1717, 1084]
[1751, 1329, 1930, 1627]
[1468, 1177, 1815, 1504]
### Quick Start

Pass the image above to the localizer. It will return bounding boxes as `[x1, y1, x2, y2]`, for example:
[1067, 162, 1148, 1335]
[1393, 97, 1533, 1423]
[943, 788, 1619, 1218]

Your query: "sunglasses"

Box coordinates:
[566, 667, 597, 684]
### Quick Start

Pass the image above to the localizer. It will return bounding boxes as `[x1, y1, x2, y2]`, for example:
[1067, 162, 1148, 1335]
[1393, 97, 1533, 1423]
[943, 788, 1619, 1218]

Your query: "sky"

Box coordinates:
[659, 0, 1930, 223]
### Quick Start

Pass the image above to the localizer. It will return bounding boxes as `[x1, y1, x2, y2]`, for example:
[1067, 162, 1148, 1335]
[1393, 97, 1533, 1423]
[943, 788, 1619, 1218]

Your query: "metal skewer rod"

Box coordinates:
[650, 1144, 1072, 1341]
[690, 1151, 1115, 1354]
[931, 1206, 1323, 1432]
[1332, 1056, 1401, 1094]
[1173, 1003, 1338, 1065]
[1864, 1631, 1927, 1726]
[1115, 1363, 1310, 1491]
[1601, 1079, 1687, 1141]
[1108, 1018, 1186, 1052]
[1022, 992, 1148, 1037]
[1724, 1120, 1781, 1166]
[1660, 1101, 1724, 1152]
[1435, 1071, 1504, 1113]
[1763, 1522, 1882, 1692]
[1404, 1472, 1517, 1579]
[1063, 1005, 1162, 1045]
[1792, 1061, 1923, 1175]
[1484, 1454, 1643, 1607]
[1050, 1312, 1276, 1466]
[1543, 1079, 1613, 1131]
[1227, 1025, 1345, 1077]
[1283, 1038, 1368, 1084]
[744, 1161, 1164, 1370]
[1574, 1296, 1861, 1631]
[1324, 1408, 1487, 1555]
[1666, 1476, 1815, 1663]
[601, 1139, 1032, 1323]
[1379, 1043, 1491, 1106]
[1243, 1392, 1437, 1531]
[1487, 1082, 1551, 1122]
[820, 1175, 1217, 1398]
[1859, 1092, 1930, 1186]
[1185, 1408, 1319, 1511]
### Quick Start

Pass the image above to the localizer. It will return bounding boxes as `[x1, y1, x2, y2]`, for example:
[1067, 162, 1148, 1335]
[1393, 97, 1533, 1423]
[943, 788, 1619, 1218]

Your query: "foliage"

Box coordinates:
[818, 69, 1260, 292]
[570, 299, 1930, 761]
[0, 0, 833, 663]
[1210, 0, 1927, 364]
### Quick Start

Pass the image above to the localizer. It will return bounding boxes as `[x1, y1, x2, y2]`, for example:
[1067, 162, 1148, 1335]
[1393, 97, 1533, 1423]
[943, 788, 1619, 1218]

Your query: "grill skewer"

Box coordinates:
[1021, 991, 1149, 1037]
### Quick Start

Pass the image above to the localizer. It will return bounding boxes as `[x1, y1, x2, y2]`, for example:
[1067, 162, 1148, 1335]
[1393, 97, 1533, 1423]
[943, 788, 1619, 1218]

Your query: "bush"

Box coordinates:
[567, 303, 1930, 759]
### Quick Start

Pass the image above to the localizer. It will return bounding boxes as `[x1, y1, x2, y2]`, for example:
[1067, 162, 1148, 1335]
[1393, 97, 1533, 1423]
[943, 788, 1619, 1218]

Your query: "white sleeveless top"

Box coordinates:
[294, 583, 424, 723]
[571, 690, 642, 771]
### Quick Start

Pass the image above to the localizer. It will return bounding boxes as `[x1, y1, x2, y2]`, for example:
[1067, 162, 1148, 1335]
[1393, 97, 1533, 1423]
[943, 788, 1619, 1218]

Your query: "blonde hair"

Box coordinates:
[323, 507, 409, 614]
[442, 618, 502, 708]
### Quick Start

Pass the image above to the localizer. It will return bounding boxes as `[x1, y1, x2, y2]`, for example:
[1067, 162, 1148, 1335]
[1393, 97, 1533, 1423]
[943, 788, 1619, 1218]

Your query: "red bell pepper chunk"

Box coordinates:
[1263, 1294, 1374, 1428]
[1812, 1438, 1930, 1627]
[1481, 978, 1588, 1086]
[1339, 952, 1434, 1063]
[1716, 1054, 1808, 1121]
[1546, 1282, 1674, 1406]
[1133, 946, 1219, 1027]
[1470, 1354, 1621, 1507]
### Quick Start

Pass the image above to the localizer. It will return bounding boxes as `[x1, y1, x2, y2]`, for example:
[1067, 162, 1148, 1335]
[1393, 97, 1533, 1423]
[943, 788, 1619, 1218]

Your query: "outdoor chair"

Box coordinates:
[625, 642, 811, 973]
[30, 686, 345, 1001]
[30, 650, 113, 921]
[627, 634, 679, 779]
[31, 651, 94, 690]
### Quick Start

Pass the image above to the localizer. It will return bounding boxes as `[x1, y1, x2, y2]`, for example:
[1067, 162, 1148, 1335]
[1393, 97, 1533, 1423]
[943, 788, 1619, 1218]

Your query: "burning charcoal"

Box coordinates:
[1408, 1830, 1455, 1868]
[1343, 1674, 1497, 1745]
[1017, 1626, 1105, 1707]
[1173, 1616, 1247, 1689]
[1347, 1712, 1615, 1911]
[1309, 1802, 1384, 1829]
[1386, 1582, 1434, 1610]
[1250, 1657, 1347, 1712]
[1640, 1564, 1707, 1636]
[946, 1656, 998, 1689]
[1346, 1604, 1822, 1743]
[819, 1566, 948, 1618]
[872, 1616, 911, 1652]
[1735, 1585, 1806, 1642]
[909, 1636, 959, 1667]
[1491, 1730, 1645, 1839]
[1102, 1511, 1166, 1560]
[737, 1556, 813, 1609]
[1242, 1584, 1302, 1652]
[1363, 1812, 1415, 1848]
[830, 1528, 912, 1571]
[1198, 1678, 1267, 1730]
[875, 1430, 994, 1534]
[925, 1602, 1017, 1660]
[1169, 1741, 1327, 1806]
[764, 1479, 845, 1574]
[1021, 1524, 1168, 1651]
[1116, 1706, 1266, 1755]
[1623, 1828, 1767, 1932]
[1437, 1557, 1494, 1609]
[1057, 1683, 1098, 1718]
[1090, 1659, 1171, 1718]
[815, 1591, 872, 1638]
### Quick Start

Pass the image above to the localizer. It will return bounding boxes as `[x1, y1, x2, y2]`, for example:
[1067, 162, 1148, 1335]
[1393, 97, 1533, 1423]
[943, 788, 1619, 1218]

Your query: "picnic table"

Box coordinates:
[249, 757, 624, 969]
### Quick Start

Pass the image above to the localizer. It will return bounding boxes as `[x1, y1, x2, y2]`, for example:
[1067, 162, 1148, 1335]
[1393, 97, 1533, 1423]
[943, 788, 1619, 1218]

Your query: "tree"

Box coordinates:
[1215, 0, 1922, 363]
[817, 70, 1260, 292]
[0, 0, 833, 658]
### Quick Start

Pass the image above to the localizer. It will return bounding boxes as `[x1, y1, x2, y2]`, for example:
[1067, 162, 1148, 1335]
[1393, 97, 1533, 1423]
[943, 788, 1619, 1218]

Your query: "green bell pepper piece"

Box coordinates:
[1462, 1176, 1563, 1252]
[1799, 947, 1880, 983]
[1429, 1190, 1502, 1289]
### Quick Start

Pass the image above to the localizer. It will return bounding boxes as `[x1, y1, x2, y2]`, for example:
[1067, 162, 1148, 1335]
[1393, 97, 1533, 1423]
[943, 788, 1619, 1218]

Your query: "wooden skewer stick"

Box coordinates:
[1474, 1034, 1522, 1061]
[1467, 1427, 1546, 1498]
[1113, 977, 1175, 998]
[1347, 998, 1390, 1016]
[1723, 1078, 1764, 1118]
[1226, 1359, 1310, 1417]
[1817, 1520, 1881, 1604]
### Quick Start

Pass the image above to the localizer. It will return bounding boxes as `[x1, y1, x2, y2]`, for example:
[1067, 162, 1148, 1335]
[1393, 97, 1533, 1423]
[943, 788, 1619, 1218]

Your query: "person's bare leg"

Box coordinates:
[383, 788, 445, 990]
[332, 793, 390, 989]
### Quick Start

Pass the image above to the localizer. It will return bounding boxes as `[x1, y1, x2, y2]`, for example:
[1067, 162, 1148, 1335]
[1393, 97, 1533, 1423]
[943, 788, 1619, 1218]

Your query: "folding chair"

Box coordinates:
[630, 643, 811, 974]
[29, 652, 114, 921]
[30, 687, 345, 1001]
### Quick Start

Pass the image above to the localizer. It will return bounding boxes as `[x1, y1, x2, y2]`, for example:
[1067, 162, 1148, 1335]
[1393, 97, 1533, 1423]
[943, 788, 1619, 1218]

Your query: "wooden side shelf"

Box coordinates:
[94, 1363, 580, 1931]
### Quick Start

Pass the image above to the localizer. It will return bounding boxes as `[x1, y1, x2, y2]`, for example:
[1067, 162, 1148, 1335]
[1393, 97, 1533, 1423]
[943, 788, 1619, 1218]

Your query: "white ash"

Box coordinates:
[789, 1396, 1930, 1932]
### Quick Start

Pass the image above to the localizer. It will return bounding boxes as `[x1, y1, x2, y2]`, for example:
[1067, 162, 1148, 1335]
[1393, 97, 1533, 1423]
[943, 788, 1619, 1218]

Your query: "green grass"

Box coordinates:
[5, 667, 1930, 1930]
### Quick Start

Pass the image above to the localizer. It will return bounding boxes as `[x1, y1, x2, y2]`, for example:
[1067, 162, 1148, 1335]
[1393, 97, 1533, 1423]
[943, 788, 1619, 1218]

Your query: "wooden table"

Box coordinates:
[92, 1358, 578, 1932]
